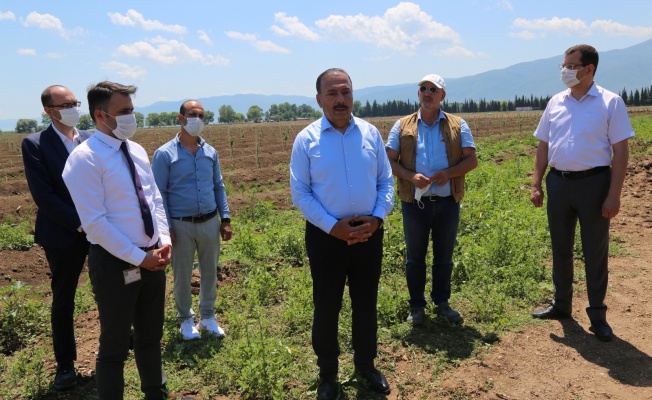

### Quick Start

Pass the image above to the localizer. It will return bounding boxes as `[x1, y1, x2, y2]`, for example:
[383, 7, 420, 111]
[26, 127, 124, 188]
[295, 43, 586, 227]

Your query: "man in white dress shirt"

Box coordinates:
[63, 81, 173, 399]
[530, 44, 635, 342]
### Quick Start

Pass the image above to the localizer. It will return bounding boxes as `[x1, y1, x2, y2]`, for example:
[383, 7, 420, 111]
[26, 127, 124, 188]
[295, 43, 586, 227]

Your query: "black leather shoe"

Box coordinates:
[531, 305, 571, 319]
[53, 364, 77, 391]
[589, 320, 613, 342]
[356, 367, 390, 395]
[317, 376, 339, 400]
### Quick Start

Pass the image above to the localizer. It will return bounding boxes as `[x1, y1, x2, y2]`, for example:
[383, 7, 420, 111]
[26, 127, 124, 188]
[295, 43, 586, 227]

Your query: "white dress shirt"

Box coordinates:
[534, 83, 635, 171]
[63, 131, 170, 266]
[52, 124, 81, 154]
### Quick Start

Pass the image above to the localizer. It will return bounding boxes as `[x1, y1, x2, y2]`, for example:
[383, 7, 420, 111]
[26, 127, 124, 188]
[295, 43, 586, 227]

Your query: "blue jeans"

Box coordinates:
[402, 197, 460, 309]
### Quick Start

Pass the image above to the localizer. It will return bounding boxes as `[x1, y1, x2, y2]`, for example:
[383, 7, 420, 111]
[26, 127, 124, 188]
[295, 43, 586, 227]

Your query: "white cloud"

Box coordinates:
[226, 31, 291, 54]
[438, 46, 477, 58]
[509, 30, 539, 40]
[17, 48, 36, 56]
[590, 20, 652, 38]
[512, 17, 590, 36]
[21, 11, 65, 36]
[114, 36, 229, 66]
[107, 9, 186, 34]
[198, 30, 212, 45]
[314, 2, 460, 55]
[271, 12, 319, 41]
[45, 53, 63, 59]
[0, 10, 15, 21]
[496, 0, 513, 11]
[100, 61, 147, 80]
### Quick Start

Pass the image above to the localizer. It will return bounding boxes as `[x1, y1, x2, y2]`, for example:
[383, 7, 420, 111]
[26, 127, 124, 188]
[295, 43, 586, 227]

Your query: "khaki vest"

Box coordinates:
[397, 111, 465, 203]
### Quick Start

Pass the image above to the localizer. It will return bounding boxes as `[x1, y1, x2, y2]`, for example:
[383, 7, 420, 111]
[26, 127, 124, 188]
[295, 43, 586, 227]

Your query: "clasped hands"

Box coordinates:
[330, 215, 381, 246]
[139, 244, 172, 271]
[413, 171, 450, 188]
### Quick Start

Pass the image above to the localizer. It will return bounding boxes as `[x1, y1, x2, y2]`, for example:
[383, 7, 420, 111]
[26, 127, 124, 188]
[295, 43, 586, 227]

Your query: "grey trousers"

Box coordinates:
[546, 168, 610, 321]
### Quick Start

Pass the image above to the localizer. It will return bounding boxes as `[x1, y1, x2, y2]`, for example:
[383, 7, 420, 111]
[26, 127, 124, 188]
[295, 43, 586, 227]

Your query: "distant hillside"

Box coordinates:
[2, 39, 650, 131]
[353, 38, 652, 105]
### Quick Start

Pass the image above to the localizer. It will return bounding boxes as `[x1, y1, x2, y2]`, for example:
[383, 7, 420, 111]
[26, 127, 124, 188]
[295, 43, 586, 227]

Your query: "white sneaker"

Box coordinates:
[197, 317, 225, 338]
[179, 318, 200, 340]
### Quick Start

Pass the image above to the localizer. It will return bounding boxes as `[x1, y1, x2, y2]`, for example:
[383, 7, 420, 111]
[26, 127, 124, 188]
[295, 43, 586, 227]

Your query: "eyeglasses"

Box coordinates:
[48, 101, 82, 109]
[419, 86, 439, 94]
[558, 64, 585, 71]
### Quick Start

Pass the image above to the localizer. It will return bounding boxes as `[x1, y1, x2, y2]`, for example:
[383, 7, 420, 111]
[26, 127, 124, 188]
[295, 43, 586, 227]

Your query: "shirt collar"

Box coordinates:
[174, 133, 205, 147]
[564, 81, 598, 101]
[51, 123, 80, 143]
[417, 109, 446, 123]
[94, 129, 124, 151]
[321, 115, 354, 134]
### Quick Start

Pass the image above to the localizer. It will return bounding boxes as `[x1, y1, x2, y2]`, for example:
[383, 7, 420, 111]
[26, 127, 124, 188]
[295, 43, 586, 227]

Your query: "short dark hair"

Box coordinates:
[565, 44, 599, 74]
[87, 81, 137, 123]
[316, 68, 352, 94]
[40, 85, 65, 107]
[179, 100, 199, 115]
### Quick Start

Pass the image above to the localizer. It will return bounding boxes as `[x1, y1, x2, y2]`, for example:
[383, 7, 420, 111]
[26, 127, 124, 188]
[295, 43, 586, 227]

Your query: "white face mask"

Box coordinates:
[102, 112, 137, 140]
[55, 107, 81, 127]
[183, 117, 204, 137]
[561, 67, 584, 88]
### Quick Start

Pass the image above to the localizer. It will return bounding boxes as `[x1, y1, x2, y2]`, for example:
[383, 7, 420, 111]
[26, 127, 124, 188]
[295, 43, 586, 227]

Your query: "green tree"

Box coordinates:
[15, 119, 38, 133]
[78, 114, 94, 130]
[41, 112, 52, 126]
[204, 110, 215, 124]
[247, 105, 263, 122]
[146, 113, 161, 127]
[353, 100, 362, 116]
[218, 105, 237, 123]
[134, 112, 145, 128]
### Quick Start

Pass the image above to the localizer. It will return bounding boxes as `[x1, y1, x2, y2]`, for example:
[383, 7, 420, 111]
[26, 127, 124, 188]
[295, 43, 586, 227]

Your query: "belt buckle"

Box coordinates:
[561, 171, 570, 179]
[426, 194, 437, 201]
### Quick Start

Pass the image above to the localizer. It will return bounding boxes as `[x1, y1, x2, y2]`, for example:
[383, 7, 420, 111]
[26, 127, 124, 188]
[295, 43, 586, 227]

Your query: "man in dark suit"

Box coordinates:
[21, 85, 91, 390]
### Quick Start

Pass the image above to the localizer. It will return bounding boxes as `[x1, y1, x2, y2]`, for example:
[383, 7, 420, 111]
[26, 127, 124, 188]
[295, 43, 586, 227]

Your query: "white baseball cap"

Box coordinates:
[418, 74, 446, 90]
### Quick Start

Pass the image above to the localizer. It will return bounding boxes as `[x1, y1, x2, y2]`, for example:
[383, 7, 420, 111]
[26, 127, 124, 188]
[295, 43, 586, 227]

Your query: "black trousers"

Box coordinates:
[546, 168, 611, 321]
[305, 221, 383, 377]
[88, 244, 167, 400]
[42, 235, 89, 367]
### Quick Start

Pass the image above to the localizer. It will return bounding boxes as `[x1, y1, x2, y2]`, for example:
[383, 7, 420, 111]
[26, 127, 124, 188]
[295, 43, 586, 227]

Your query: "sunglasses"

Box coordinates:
[419, 86, 439, 94]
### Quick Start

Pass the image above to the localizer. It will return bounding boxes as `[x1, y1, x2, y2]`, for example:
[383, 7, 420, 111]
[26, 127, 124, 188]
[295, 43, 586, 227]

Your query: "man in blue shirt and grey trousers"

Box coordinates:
[152, 100, 232, 341]
[290, 68, 394, 399]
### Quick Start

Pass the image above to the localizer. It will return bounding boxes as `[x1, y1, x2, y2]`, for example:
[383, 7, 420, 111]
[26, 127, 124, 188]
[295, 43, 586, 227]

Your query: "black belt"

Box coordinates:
[139, 243, 159, 252]
[172, 209, 218, 223]
[420, 195, 452, 201]
[550, 166, 609, 179]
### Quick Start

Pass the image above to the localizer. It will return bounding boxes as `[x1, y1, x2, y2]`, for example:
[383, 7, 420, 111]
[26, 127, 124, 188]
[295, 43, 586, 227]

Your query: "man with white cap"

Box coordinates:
[386, 74, 477, 326]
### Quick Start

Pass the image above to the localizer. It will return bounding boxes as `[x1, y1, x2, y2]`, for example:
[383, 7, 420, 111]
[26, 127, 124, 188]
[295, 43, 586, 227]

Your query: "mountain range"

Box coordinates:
[2, 39, 651, 131]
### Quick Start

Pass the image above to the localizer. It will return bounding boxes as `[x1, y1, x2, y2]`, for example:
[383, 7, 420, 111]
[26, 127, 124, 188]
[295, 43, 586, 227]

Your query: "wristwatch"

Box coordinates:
[374, 216, 384, 230]
[221, 218, 231, 224]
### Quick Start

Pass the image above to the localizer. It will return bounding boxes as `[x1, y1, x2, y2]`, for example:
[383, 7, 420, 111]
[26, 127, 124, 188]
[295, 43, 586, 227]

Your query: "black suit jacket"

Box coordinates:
[22, 125, 92, 248]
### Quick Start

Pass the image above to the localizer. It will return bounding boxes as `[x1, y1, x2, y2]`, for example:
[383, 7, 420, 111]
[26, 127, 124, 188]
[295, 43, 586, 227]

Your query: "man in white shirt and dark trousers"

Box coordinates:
[63, 81, 173, 399]
[152, 100, 232, 341]
[530, 44, 635, 342]
[290, 68, 394, 399]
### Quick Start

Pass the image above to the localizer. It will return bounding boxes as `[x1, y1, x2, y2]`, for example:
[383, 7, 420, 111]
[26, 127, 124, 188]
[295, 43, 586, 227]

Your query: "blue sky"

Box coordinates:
[1, 0, 651, 122]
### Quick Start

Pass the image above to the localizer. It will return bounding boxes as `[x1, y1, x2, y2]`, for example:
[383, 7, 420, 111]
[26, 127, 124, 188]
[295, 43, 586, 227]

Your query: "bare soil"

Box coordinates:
[1, 120, 651, 399]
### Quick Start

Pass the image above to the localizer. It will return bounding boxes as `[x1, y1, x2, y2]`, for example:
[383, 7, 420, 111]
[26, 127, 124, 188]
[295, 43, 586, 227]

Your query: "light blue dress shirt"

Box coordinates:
[152, 135, 230, 224]
[290, 116, 395, 234]
[386, 110, 475, 197]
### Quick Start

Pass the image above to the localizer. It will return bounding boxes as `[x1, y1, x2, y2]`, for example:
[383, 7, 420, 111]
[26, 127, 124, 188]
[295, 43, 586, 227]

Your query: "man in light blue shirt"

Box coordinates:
[290, 68, 394, 399]
[152, 100, 232, 341]
[386, 74, 477, 327]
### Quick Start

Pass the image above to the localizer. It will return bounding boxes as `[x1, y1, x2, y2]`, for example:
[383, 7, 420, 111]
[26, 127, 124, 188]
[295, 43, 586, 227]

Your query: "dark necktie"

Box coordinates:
[120, 141, 155, 238]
